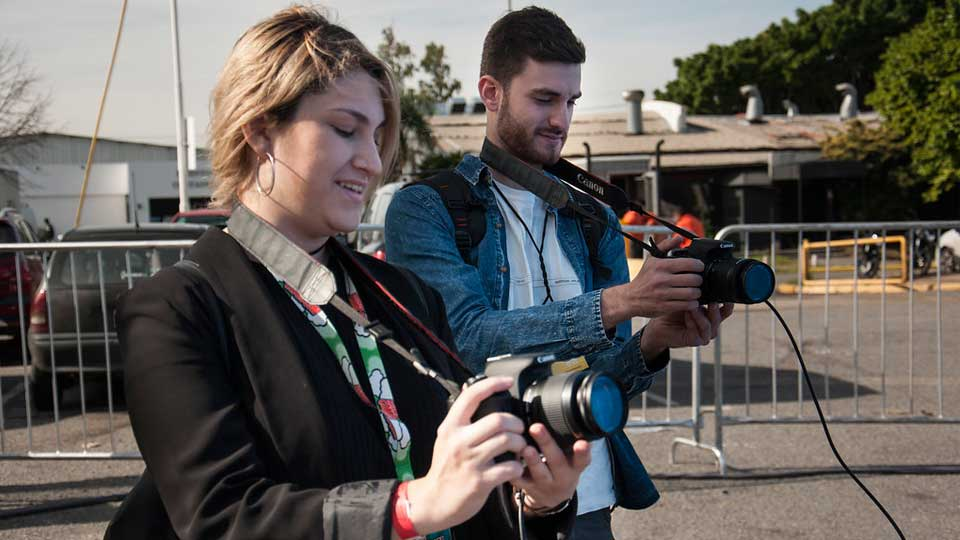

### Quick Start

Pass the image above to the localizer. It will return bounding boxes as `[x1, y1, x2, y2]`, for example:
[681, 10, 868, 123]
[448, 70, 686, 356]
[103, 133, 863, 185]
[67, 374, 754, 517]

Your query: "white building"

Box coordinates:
[1, 133, 213, 233]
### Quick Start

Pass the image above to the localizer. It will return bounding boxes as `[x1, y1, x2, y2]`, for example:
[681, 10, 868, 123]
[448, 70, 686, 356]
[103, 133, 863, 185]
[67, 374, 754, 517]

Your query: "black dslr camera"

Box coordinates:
[467, 353, 628, 453]
[668, 239, 775, 304]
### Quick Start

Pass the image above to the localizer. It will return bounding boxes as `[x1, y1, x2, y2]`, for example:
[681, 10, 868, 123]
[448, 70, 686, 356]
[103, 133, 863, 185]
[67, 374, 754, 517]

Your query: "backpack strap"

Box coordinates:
[565, 189, 613, 281]
[406, 171, 487, 263]
[408, 169, 613, 282]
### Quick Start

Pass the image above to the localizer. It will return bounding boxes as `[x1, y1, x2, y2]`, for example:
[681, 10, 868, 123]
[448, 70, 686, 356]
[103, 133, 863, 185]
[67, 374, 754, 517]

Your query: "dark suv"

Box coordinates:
[0, 209, 43, 358]
[27, 224, 207, 410]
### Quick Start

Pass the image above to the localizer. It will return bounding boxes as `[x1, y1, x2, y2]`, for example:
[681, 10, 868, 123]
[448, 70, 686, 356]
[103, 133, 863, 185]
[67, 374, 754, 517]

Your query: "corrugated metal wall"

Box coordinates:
[18, 134, 177, 164]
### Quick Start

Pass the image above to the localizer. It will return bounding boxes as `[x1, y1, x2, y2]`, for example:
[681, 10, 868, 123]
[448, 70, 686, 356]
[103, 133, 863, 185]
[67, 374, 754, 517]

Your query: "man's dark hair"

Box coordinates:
[480, 6, 585, 88]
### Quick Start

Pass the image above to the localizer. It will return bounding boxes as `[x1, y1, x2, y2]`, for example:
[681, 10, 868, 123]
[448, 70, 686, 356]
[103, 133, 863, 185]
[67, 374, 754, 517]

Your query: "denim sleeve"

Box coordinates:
[386, 185, 618, 374]
[581, 206, 670, 399]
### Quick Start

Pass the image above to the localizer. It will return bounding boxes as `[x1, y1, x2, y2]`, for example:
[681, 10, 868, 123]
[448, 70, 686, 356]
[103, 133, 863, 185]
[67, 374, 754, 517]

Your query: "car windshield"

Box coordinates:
[48, 248, 184, 287]
[177, 214, 227, 225]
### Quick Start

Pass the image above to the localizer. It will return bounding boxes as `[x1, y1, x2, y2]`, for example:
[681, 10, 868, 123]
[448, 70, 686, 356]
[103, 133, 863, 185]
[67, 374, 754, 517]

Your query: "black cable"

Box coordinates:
[515, 489, 528, 540]
[651, 464, 960, 481]
[0, 493, 125, 520]
[765, 300, 906, 540]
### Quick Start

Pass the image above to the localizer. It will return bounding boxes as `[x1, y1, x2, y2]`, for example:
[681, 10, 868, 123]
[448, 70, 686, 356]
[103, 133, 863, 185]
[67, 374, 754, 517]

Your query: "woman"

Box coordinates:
[103, 6, 589, 540]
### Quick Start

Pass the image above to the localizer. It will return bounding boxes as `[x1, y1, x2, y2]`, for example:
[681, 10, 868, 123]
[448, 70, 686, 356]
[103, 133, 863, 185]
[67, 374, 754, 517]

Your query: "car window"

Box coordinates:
[0, 223, 17, 243]
[50, 248, 183, 287]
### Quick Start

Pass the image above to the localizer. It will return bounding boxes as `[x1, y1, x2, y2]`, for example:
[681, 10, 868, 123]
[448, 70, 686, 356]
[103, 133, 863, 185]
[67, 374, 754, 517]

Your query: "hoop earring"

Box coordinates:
[256, 152, 276, 196]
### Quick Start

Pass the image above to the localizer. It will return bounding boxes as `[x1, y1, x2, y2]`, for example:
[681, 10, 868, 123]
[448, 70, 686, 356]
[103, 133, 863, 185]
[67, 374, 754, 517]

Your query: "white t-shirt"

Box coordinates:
[492, 180, 616, 515]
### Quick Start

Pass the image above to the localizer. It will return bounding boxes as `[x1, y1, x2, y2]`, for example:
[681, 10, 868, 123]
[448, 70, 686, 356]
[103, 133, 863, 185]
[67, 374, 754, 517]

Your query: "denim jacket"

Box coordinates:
[385, 154, 665, 509]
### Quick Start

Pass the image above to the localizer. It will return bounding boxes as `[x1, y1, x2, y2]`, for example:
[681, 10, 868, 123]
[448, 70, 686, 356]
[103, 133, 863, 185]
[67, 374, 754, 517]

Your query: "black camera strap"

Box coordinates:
[478, 138, 700, 259]
[545, 157, 699, 242]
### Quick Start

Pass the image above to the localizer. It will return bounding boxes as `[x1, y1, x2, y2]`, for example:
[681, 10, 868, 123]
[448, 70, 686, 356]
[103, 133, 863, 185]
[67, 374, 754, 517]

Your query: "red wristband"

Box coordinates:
[392, 481, 420, 539]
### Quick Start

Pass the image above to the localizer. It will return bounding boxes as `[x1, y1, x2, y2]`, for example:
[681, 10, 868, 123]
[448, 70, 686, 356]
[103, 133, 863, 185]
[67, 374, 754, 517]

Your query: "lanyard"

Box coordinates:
[280, 270, 452, 540]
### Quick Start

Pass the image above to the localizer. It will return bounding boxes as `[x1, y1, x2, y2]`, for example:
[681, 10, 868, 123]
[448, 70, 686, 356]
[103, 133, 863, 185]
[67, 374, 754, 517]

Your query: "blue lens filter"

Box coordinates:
[743, 263, 775, 303]
[588, 376, 626, 434]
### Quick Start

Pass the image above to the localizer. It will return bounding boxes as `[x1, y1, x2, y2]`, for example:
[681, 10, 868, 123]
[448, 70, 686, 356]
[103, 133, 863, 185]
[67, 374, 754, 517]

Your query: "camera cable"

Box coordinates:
[766, 299, 905, 539]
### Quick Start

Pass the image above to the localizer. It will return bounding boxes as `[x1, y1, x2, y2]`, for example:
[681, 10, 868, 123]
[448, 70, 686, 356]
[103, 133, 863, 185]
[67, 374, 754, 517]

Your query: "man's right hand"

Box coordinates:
[600, 236, 705, 329]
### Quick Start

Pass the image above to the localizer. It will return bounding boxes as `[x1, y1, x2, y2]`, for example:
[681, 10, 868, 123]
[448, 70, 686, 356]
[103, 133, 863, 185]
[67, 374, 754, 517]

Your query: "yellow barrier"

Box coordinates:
[801, 235, 907, 284]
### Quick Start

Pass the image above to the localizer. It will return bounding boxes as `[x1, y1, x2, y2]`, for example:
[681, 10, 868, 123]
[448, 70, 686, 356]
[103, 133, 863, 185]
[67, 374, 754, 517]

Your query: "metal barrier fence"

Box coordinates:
[0, 239, 195, 459]
[673, 221, 960, 474]
[3, 221, 955, 468]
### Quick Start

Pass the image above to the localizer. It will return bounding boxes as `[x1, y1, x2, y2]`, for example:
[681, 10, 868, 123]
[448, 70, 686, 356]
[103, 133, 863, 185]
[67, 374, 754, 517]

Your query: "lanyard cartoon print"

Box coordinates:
[280, 270, 452, 540]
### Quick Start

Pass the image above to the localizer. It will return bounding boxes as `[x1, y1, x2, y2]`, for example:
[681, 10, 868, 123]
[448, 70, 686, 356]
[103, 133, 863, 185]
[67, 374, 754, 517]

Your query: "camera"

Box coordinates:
[467, 353, 628, 454]
[668, 239, 776, 304]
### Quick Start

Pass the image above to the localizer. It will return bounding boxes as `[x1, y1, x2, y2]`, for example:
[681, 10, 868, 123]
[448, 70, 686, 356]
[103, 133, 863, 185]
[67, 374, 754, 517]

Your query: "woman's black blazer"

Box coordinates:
[104, 228, 574, 540]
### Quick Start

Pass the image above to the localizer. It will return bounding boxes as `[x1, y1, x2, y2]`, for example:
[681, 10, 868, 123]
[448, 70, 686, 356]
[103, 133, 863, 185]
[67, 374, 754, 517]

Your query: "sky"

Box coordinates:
[1, 0, 832, 146]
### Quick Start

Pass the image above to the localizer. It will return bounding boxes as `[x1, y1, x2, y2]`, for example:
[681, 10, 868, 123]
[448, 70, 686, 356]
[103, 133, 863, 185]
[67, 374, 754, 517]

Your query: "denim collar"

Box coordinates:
[226, 204, 337, 306]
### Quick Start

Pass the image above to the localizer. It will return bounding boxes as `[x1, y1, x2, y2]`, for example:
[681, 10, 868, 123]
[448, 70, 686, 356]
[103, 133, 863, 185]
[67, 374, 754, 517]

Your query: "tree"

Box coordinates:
[867, 0, 960, 201]
[0, 43, 48, 165]
[377, 28, 461, 176]
[418, 43, 461, 105]
[821, 120, 919, 220]
[655, 0, 938, 114]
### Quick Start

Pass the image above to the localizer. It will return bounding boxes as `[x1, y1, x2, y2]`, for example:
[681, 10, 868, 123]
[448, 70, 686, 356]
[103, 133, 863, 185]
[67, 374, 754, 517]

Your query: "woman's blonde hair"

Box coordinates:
[208, 5, 400, 208]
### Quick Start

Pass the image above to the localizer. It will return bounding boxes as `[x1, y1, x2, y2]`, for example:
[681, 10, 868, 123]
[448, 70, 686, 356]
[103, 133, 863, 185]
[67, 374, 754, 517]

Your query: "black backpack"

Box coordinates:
[408, 170, 612, 280]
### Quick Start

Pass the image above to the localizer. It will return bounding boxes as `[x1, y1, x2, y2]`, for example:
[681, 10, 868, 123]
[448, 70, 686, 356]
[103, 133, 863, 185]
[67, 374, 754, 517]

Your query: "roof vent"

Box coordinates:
[782, 99, 799, 119]
[622, 89, 644, 134]
[836, 83, 858, 120]
[643, 100, 687, 133]
[739, 85, 764, 123]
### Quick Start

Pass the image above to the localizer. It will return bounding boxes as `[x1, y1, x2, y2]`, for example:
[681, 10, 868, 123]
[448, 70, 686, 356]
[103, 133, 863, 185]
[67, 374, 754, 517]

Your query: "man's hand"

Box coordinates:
[600, 236, 705, 329]
[640, 302, 734, 358]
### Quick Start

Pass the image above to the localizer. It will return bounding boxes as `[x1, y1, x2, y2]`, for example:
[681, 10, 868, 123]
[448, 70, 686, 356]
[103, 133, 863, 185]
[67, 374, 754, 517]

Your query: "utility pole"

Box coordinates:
[169, 0, 189, 213]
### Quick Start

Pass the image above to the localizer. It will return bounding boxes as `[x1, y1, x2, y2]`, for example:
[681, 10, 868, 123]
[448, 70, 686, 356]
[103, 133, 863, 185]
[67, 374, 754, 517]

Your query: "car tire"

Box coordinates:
[30, 368, 63, 412]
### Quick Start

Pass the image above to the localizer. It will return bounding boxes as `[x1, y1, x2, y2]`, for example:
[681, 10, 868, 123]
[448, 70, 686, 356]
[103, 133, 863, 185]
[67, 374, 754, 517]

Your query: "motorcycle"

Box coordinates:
[856, 228, 942, 279]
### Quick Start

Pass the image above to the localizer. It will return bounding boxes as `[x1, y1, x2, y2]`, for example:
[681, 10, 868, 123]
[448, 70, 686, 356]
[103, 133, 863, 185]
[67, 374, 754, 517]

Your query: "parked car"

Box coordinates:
[27, 224, 208, 410]
[940, 229, 960, 273]
[0, 209, 43, 357]
[170, 208, 230, 228]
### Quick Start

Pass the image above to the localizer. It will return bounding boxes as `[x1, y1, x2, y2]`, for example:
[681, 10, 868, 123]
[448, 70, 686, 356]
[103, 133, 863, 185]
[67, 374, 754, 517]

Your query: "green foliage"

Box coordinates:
[655, 0, 937, 114]
[820, 120, 921, 219]
[867, 0, 960, 201]
[377, 28, 462, 176]
[419, 43, 461, 105]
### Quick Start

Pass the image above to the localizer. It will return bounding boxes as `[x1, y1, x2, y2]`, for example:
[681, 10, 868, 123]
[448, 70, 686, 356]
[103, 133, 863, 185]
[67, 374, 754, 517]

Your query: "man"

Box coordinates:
[386, 7, 732, 538]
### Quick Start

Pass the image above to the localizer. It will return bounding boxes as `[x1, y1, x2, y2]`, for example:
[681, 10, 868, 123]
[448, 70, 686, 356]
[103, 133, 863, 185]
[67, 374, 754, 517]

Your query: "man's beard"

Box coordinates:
[495, 95, 564, 167]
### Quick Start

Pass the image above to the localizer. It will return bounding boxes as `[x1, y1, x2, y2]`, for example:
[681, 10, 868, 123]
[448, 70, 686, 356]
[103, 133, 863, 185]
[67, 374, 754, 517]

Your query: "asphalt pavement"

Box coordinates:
[1, 288, 958, 539]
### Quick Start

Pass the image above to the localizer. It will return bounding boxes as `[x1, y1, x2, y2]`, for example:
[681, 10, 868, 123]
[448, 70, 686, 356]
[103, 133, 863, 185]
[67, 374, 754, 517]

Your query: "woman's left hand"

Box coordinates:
[510, 424, 591, 512]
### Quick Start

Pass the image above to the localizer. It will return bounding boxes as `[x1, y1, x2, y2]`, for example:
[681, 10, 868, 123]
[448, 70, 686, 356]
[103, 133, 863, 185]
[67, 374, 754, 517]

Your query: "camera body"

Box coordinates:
[668, 238, 775, 304]
[468, 353, 628, 453]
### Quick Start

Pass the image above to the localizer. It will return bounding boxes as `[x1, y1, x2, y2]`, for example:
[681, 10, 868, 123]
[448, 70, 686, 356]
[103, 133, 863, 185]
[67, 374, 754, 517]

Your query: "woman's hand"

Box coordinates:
[511, 424, 591, 513]
[403, 376, 529, 535]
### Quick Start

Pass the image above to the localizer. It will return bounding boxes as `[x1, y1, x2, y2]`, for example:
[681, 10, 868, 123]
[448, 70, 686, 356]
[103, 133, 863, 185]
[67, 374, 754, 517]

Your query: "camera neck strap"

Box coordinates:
[478, 138, 700, 258]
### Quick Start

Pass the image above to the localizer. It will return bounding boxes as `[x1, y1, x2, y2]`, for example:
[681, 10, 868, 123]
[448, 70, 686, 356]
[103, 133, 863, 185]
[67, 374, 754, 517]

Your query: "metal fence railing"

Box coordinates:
[672, 221, 960, 474]
[3, 221, 956, 472]
[0, 240, 195, 459]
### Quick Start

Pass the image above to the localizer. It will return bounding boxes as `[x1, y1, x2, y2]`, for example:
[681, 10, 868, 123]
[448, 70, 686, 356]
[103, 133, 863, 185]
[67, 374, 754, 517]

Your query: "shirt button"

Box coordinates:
[495, 222, 503, 229]
[499, 266, 508, 273]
